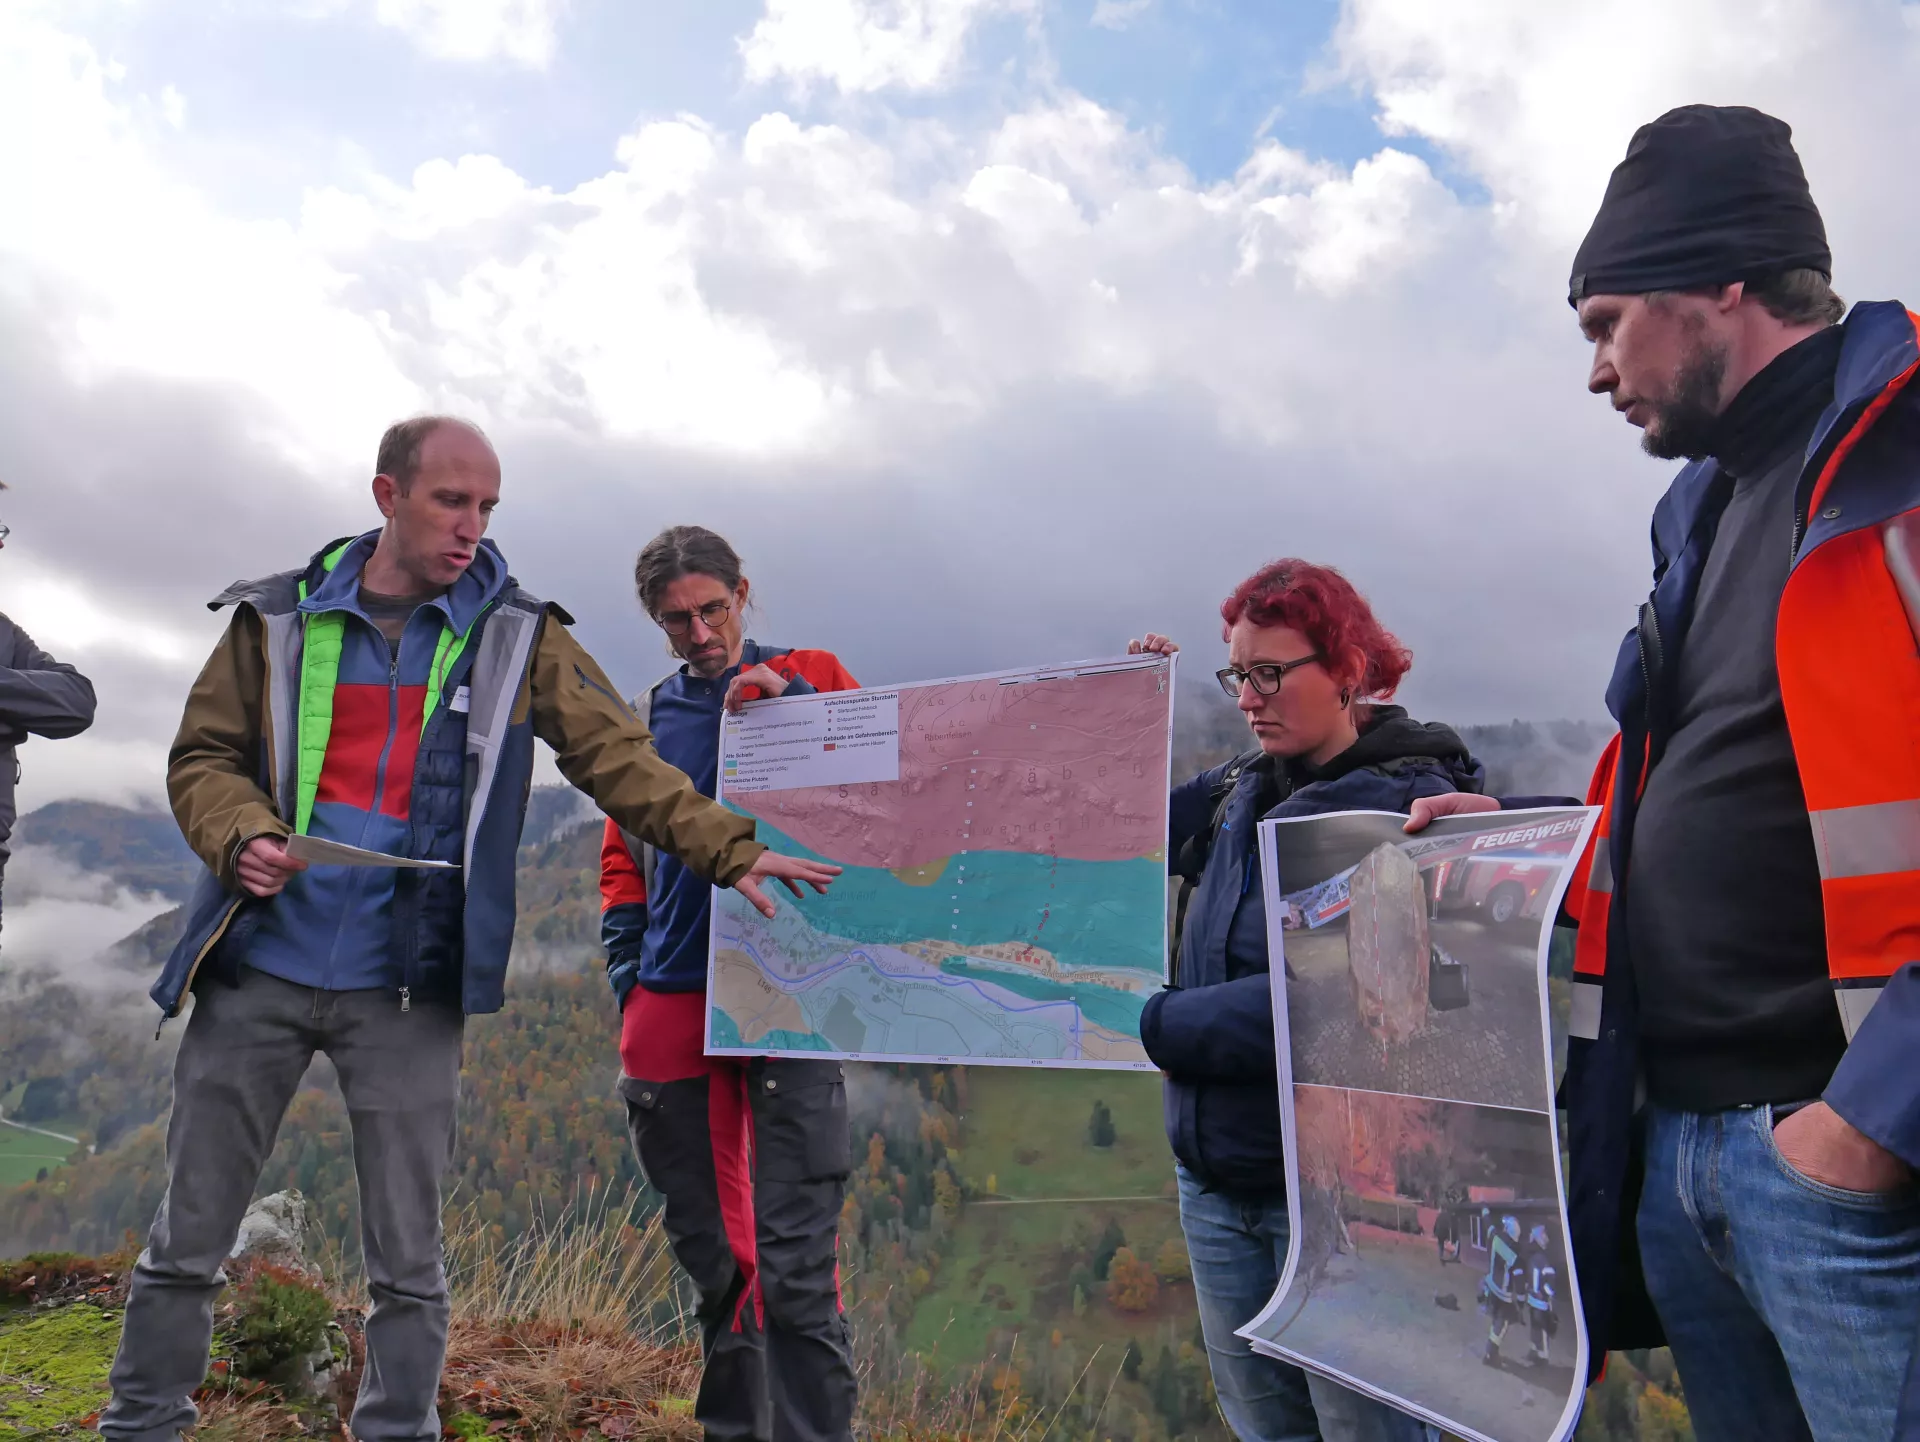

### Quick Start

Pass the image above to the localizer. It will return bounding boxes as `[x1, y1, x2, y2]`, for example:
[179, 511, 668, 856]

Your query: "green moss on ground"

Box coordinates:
[0, 1302, 119, 1439]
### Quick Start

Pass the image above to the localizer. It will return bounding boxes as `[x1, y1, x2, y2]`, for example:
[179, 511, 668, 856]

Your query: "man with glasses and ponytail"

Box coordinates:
[1127, 558, 1480, 1442]
[599, 524, 860, 1442]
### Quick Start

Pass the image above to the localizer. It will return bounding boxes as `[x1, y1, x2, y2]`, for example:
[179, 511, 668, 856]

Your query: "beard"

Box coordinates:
[1639, 322, 1729, 461]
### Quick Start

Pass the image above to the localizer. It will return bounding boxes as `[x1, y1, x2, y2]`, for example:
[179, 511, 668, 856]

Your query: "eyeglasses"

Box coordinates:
[0, 524, 11, 543]
[656, 599, 733, 637]
[1216, 654, 1324, 699]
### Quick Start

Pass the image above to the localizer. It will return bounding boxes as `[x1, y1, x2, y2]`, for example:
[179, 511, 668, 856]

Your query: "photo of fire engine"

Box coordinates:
[1250, 1087, 1580, 1442]
[1267, 808, 1590, 1111]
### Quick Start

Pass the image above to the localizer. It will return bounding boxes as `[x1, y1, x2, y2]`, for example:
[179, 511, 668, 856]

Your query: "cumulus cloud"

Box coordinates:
[361, 0, 566, 67]
[3, 0, 1918, 816]
[0, 8, 422, 477]
[741, 0, 1033, 94]
[1089, 0, 1155, 31]
[1335, 0, 1920, 294]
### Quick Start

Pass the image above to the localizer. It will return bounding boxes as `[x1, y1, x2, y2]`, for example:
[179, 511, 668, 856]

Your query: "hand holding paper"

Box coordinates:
[236, 836, 305, 898]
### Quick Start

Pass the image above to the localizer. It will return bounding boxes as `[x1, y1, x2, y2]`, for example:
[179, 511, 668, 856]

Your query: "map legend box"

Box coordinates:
[720, 691, 902, 794]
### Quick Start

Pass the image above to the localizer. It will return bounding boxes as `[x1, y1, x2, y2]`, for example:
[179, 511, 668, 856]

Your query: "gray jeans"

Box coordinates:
[100, 968, 464, 1442]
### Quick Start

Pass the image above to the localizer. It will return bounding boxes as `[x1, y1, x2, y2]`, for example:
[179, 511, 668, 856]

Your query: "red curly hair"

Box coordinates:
[1220, 559, 1413, 706]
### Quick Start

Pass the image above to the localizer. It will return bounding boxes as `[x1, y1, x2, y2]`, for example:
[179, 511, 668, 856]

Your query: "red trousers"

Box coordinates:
[617, 987, 855, 1442]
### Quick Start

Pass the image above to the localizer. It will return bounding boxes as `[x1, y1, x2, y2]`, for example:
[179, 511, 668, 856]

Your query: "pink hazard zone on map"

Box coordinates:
[731, 665, 1170, 870]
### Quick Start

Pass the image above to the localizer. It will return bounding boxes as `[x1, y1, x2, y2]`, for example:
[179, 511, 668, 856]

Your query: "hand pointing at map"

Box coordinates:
[733, 850, 841, 918]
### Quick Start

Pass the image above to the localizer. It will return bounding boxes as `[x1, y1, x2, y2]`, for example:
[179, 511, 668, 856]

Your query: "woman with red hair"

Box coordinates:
[1133, 559, 1480, 1442]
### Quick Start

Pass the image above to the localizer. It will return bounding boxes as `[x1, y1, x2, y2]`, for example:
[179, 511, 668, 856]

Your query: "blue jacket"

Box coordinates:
[601, 641, 857, 1000]
[242, 532, 507, 994]
[1562, 302, 1920, 1391]
[1139, 707, 1485, 1194]
[157, 536, 765, 1020]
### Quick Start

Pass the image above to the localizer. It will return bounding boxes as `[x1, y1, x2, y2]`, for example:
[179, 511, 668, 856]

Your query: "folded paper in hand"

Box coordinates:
[283, 835, 458, 870]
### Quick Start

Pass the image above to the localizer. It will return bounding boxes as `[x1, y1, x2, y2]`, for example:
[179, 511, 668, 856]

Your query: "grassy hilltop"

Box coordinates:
[2, 708, 1690, 1440]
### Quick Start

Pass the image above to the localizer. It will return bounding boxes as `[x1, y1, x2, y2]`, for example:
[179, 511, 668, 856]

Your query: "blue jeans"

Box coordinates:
[1176, 1166, 1435, 1442]
[1638, 1103, 1920, 1442]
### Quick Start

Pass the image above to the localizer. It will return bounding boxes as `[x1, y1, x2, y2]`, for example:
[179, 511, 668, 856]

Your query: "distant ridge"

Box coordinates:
[15, 800, 199, 902]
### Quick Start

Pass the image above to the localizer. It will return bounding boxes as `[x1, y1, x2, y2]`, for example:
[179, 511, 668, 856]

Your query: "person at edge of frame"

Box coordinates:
[98, 421, 841, 1442]
[1410, 105, 1920, 1442]
[0, 485, 98, 935]
[1124, 558, 1562, 1442]
[598, 525, 860, 1442]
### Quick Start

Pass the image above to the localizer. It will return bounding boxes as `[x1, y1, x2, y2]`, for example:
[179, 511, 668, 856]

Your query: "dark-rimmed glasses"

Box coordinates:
[1216, 654, 1324, 699]
[657, 599, 733, 637]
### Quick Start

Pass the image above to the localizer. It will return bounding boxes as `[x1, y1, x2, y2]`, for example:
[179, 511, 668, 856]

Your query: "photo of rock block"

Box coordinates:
[1347, 841, 1431, 1050]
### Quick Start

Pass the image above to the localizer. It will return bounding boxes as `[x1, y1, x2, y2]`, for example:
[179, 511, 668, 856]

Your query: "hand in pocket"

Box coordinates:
[1773, 1102, 1912, 1194]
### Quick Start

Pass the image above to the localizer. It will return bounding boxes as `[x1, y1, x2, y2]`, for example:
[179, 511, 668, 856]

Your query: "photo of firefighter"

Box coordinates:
[1265, 807, 1592, 1111]
[1250, 1086, 1579, 1442]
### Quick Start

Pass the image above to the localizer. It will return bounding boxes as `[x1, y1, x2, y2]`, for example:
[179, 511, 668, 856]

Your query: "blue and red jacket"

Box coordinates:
[156, 532, 572, 1018]
[240, 532, 508, 994]
[601, 641, 857, 1003]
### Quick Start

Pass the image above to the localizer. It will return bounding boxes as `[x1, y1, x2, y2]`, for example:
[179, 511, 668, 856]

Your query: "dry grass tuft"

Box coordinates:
[445, 1182, 682, 1335]
[443, 1318, 701, 1441]
[438, 1184, 701, 1440]
[189, 1384, 333, 1440]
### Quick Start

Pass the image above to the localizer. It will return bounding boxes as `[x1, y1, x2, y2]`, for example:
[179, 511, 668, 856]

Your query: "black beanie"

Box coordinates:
[1568, 105, 1829, 307]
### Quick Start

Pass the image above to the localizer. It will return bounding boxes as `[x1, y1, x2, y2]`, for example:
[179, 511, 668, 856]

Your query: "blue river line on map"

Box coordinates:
[725, 815, 1167, 977]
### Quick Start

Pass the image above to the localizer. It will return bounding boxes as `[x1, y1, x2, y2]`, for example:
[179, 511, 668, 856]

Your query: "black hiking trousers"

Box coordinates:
[618, 990, 856, 1442]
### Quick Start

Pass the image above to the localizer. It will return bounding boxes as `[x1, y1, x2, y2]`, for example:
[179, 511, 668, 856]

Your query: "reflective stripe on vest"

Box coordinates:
[1567, 735, 1619, 1042]
[1836, 979, 1891, 1042]
[1810, 799, 1920, 880]
[1568, 837, 1613, 1041]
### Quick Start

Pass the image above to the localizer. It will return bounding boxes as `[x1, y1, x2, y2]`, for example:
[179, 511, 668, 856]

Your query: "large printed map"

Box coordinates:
[706, 656, 1173, 1068]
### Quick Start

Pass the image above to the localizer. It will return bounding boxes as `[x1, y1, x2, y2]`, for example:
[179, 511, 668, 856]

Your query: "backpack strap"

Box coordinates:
[1173, 748, 1263, 878]
[618, 676, 674, 897]
[1207, 748, 1261, 840]
[1169, 748, 1265, 985]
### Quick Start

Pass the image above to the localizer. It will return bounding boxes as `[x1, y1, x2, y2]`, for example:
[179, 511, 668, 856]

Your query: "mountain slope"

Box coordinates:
[13, 801, 201, 903]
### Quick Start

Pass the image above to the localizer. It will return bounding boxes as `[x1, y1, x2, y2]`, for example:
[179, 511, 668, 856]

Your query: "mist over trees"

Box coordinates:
[1174, 679, 1610, 799]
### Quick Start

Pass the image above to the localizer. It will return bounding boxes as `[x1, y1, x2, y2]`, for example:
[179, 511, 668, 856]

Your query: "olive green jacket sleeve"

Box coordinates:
[527, 616, 765, 887]
[167, 608, 291, 891]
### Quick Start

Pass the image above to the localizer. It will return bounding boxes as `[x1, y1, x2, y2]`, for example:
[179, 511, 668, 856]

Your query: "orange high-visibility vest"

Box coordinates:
[1567, 312, 1920, 1044]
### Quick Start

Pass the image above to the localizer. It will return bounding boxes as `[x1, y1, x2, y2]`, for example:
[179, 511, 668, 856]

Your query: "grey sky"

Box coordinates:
[3, 0, 1916, 809]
